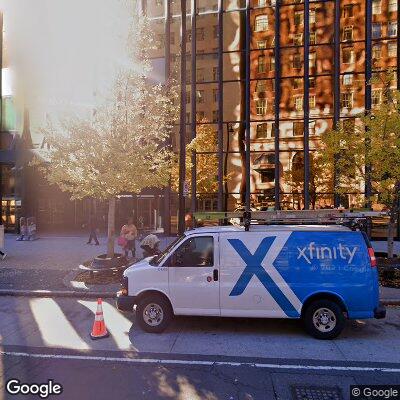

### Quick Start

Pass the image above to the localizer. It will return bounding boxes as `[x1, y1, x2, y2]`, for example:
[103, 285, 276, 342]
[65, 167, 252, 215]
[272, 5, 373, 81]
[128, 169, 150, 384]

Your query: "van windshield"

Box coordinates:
[149, 236, 185, 266]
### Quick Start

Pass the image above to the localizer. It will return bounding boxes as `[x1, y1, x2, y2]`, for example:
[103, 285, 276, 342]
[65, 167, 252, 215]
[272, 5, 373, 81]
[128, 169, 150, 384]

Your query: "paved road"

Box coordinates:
[0, 296, 399, 399]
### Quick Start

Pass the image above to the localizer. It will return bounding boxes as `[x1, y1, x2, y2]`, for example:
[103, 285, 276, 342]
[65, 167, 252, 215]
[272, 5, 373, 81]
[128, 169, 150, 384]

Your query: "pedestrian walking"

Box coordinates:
[0, 222, 6, 260]
[16, 217, 28, 241]
[87, 212, 100, 245]
[120, 217, 137, 259]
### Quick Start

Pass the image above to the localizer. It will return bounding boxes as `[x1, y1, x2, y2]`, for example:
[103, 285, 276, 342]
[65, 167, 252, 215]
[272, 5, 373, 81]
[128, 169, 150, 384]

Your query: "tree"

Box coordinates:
[284, 152, 334, 209]
[319, 70, 400, 257]
[171, 122, 219, 196]
[41, 16, 176, 258]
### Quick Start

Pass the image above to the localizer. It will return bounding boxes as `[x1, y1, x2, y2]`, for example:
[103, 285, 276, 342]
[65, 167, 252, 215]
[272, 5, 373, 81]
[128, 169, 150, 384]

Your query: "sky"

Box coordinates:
[0, 0, 135, 135]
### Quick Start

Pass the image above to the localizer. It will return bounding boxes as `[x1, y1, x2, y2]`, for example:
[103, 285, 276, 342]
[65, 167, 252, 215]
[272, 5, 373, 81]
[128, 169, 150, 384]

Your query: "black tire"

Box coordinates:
[136, 295, 173, 333]
[303, 299, 345, 340]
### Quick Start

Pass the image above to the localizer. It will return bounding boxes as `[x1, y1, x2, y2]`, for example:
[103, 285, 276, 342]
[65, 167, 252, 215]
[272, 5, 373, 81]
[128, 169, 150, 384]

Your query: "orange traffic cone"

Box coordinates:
[90, 298, 109, 340]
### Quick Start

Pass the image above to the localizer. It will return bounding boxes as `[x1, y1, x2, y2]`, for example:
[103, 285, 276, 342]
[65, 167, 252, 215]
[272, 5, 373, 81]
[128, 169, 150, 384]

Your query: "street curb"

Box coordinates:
[0, 289, 116, 299]
[381, 299, 400, 306]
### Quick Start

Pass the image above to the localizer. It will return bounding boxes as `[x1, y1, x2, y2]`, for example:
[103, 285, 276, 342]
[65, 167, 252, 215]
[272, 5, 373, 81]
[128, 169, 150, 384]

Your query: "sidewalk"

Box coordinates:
[0, 234, 399, 303]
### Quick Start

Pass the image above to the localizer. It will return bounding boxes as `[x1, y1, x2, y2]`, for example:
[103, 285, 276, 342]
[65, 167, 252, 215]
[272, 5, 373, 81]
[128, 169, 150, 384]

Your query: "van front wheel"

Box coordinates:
[303, 300, 345, 339]
[136, 295, 172, 333]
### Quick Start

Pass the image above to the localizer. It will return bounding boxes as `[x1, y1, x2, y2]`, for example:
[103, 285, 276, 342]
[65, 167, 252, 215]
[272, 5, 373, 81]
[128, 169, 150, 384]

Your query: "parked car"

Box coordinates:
[116, 224, 385, 339]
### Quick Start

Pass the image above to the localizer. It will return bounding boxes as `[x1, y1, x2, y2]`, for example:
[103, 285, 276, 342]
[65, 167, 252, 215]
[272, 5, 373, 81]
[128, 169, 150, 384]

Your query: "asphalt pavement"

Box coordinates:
[0, 296, 399, 399]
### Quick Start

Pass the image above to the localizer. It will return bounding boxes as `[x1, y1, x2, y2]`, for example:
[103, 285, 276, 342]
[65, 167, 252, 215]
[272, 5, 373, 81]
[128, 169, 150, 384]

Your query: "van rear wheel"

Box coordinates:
[303, 300, 345, 339]
[136, 295, 172, 333]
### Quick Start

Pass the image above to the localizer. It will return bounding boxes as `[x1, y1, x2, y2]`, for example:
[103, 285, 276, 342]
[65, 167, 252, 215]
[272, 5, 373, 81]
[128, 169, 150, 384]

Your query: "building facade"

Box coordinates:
[146, 0, 399, 220]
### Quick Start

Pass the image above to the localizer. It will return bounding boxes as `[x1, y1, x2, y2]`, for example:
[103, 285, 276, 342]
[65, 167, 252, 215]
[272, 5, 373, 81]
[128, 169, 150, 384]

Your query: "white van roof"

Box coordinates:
[185, 225, 352, 236]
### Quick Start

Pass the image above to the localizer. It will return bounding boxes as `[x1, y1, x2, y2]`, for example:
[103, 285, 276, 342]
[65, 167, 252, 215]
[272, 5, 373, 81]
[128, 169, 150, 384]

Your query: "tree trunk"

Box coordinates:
[107, 198, 116, 258]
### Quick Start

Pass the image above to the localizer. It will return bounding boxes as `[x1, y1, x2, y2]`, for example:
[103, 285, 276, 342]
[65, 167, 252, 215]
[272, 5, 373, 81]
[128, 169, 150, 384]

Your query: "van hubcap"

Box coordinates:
[313, 308, 336, 332]
[143, 303, 164, 326]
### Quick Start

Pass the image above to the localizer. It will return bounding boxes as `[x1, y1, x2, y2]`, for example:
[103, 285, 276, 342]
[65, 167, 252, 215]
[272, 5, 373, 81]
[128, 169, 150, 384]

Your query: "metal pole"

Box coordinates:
[217, 0, 224, 211]
[245, 0, 251, 212]
[178, 0, 187, 235]
[274, 0, 281, 210]
[365, 0, 372, 207]
[333, 0, 340, 208]
[190, 0, 197, 213]
[163, 0, 172, 235]
[303, 0, 310, 209]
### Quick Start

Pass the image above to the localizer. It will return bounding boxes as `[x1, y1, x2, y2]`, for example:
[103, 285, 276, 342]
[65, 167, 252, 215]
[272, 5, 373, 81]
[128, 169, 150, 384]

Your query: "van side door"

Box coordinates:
[166, 234, 220, 316]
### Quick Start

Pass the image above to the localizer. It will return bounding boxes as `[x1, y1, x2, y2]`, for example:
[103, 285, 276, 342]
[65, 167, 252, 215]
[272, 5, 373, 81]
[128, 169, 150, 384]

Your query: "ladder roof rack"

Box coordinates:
[193, 210, 388, 231]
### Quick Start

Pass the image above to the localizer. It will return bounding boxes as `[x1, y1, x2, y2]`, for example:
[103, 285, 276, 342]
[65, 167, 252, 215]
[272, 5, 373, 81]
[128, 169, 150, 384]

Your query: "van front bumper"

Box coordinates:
[116, 292, 136, 312]
[374, 303, 386, 319]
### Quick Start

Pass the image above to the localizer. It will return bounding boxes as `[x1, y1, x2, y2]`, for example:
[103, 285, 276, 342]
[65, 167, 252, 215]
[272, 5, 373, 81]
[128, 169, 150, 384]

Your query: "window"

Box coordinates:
[310, 32, 317, 44]
[389, 0, 398, 12]
[170, 33, 175, 45]
[372, 0, 381, 14]
[196, 111, 205, 120]
[186, 90, 191, 104]
[256, 80, 266, 92]
[256, 99, 267, 115]
[196, 68, 205, 82]
[156, 34, 165, 49]
[343, 4, 353, 17]
[213, 67, 219, 81]
[171, 237, 214, 267]
[270, 56, 275, 71]
[309, 95, 316, 109]
[293, 54, 302, 69]
[372, 89, 382, 106]
[196, 90, 204, 103]
[309, 77, 315, 88]
[186, 30, 192, 42]
[388, 42, 397, 57]
[258, 0, 267, 6]
[186, 113, 191, 124]
[343, 73, 353, 85]
[213, 25, 218, 39]
[372, 44, 381, 59]
[213, 89, 218, 102]
[342, 47, 354, 64]
[197, 28, 205, 40]
[257, 40, 267, 49]
[260, 170, 275, 183]
[341, 92, 353, 108]
[372, 23, 382, 38]
[295, 96, 303, 111]
[294, 78, 303, 89]
[309, 52, 316, 69]
[388, 22, 397, 37]
[212, 110, 218, 122]
[256, 123, 269, 138]
[294, 33, 303, 45]
[258, 55, 266, 73]
[255, 15, 268, 32]
[343, 26, 353, 41]
[294, 11, 304, 26]
[309, 10, 316, 24]
[293, 121, 304, 136]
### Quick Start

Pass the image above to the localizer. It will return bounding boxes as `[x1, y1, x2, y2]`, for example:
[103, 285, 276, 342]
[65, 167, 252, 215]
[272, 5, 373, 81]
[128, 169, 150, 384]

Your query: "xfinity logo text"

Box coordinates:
[297, 242, 358, 264]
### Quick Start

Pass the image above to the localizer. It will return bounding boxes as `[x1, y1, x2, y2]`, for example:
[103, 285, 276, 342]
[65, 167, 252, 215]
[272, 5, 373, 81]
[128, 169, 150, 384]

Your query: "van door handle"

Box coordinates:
[213, 269, 219, 281]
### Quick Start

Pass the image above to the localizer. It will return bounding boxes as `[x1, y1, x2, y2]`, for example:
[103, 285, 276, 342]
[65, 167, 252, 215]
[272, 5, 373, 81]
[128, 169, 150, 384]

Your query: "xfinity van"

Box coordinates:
[116, 225, 386, 339]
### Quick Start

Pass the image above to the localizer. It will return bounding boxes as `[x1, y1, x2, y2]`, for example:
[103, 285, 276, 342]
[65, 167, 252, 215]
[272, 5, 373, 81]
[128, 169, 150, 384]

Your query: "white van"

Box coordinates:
[116, 225, 385, 339]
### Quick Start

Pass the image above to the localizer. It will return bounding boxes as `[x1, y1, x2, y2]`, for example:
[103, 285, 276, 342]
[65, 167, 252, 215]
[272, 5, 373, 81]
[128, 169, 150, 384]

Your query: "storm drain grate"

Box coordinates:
[291, 385, 343, 400]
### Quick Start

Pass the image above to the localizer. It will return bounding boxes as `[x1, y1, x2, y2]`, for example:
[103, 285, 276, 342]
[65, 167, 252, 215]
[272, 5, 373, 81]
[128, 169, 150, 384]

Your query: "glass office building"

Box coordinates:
[145, 0, 399, 218]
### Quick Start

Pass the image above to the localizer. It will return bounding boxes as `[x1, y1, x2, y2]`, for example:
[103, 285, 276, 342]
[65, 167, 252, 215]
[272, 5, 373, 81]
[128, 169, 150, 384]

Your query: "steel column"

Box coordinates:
[178, 0, 188, 234]
[303, 0, 310, 209]
[365, 0, 372, 206]
[190, 0, 197, 213]
[163, 0, 172, 235]
[333, 0, 340, 208]
[217, 0, 224, 211]
[245, 0, 251, 212]
[274, 0, 281, 210]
